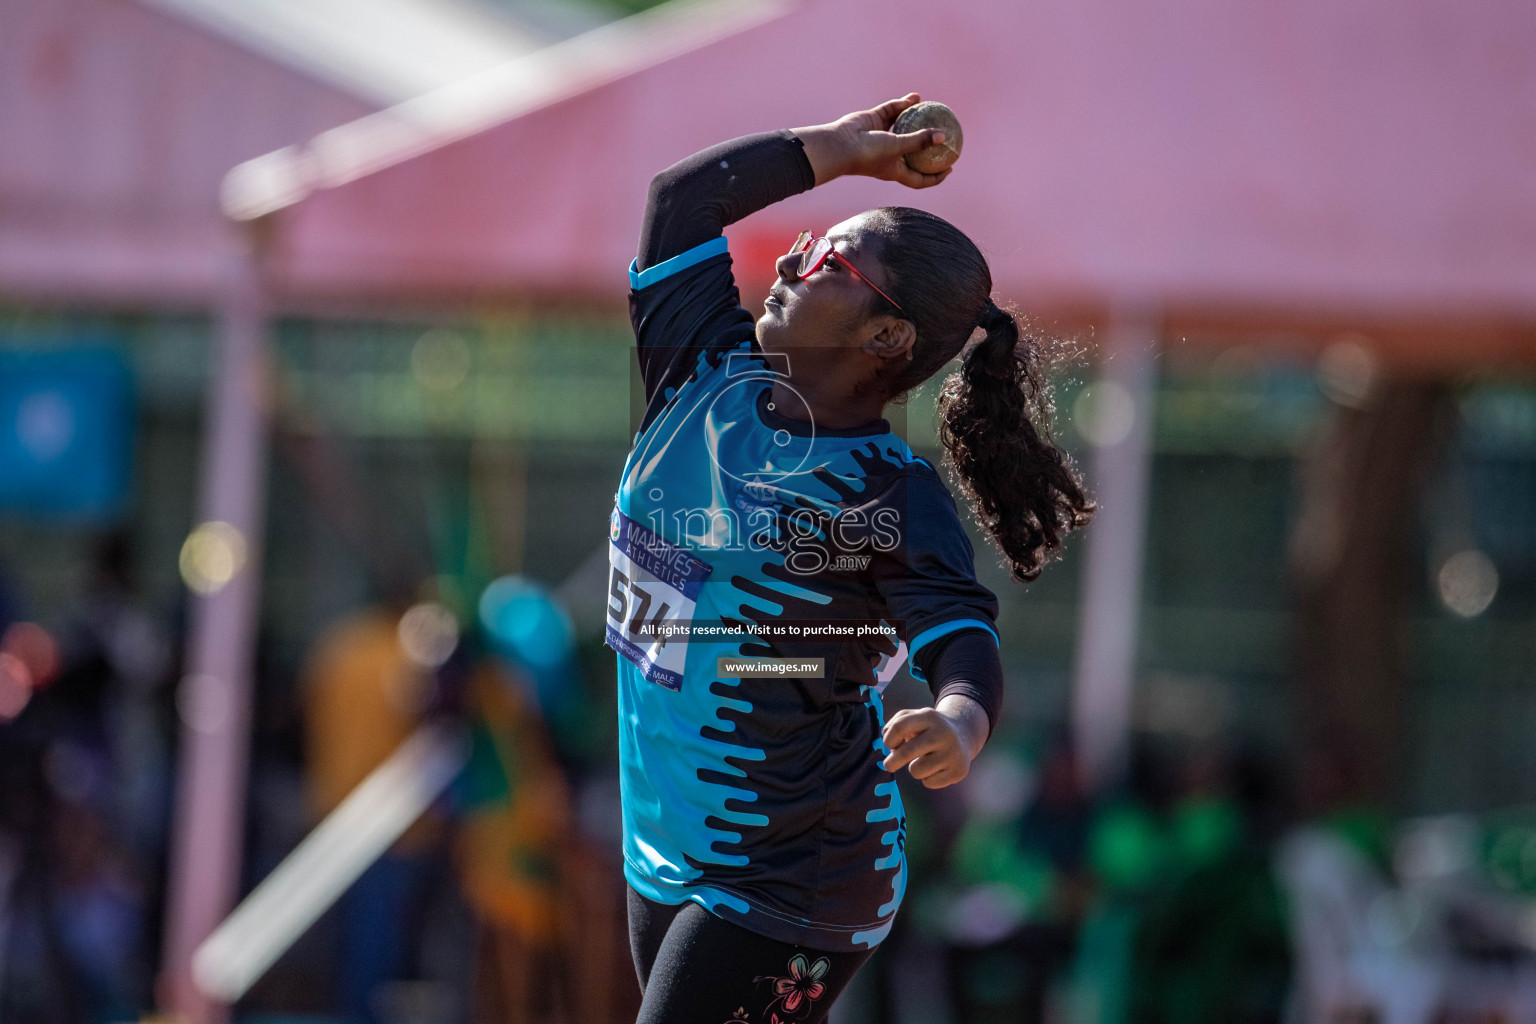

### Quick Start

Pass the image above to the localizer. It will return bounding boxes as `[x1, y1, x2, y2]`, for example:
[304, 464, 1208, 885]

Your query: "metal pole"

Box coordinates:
[160, 230, 270, 1024]
[1071, 306, 1159, 791]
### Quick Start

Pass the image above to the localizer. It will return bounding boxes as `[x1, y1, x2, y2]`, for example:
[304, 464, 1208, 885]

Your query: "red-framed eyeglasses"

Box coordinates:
[787, 230, 905, 315]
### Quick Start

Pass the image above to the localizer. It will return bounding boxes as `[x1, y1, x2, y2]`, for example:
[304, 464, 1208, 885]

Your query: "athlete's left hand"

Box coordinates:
[881, 697, 988, 789]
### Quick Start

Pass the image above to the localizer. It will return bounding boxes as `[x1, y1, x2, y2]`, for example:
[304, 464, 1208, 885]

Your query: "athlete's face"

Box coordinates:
[755, 213, 915, 375]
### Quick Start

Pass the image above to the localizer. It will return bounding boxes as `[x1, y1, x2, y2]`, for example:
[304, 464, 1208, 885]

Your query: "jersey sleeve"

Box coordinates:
[628, 130, 815, 413]
[628, 242, 757, 413]
[869, 465, 1001, 672]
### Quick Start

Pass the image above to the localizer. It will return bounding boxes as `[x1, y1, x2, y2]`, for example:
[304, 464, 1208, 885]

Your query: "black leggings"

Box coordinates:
[627, 886, 876, 1024]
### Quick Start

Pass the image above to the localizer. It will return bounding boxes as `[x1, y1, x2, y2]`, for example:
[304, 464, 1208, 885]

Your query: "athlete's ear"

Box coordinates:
[863, 317, 916, 362]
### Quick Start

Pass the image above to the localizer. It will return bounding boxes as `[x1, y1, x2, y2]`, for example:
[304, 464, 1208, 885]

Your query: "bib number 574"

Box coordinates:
[608, 566, 673, 644]
[604, 508, 710, 692]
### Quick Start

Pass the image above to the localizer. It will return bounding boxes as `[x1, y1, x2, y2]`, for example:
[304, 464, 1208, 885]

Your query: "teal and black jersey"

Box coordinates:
[608, 133, 1000, 951]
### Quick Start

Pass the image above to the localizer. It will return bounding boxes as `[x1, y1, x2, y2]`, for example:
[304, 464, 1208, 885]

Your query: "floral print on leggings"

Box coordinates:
[722, 953, 833, 1023]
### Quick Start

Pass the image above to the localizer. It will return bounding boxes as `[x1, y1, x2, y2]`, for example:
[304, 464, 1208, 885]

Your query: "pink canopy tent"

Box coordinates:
[0, 0, 380, 307]
[0, 0, 557, 308]
[234, 0, 1536, 368]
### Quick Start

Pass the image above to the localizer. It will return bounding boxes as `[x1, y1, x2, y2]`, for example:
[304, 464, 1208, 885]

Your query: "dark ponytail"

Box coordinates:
[936, 301, 1094, 581]
[862, 208, 1094, 582]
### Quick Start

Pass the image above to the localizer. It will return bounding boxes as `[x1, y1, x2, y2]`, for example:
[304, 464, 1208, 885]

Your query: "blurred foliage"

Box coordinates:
[271, 314, 635, 443]
[585, 0, 670, 13]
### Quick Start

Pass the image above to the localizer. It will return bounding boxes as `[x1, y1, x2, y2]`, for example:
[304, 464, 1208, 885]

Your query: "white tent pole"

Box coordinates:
[160, 229, 271, 1024]
[1071, 305, 1159, 791]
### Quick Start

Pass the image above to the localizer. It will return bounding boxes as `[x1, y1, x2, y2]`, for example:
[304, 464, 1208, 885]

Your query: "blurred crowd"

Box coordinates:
[0, 533, 631, 1024]
[0, 534, 177, 1024]
[5, 534, 1536, 1024]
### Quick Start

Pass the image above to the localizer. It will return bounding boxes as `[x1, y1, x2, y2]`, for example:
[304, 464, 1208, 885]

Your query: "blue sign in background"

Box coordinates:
[0, 349, 135, 520]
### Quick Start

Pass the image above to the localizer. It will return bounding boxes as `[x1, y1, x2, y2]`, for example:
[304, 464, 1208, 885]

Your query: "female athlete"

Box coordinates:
[606, 94, 1093, 1024]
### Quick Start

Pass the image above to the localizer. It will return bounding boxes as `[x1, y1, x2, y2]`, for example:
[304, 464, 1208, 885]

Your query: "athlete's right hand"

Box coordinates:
[793, 94, 953, 190]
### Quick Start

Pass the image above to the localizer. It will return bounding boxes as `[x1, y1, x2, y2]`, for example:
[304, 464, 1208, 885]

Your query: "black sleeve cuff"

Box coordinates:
[913, 628, 1003, 737]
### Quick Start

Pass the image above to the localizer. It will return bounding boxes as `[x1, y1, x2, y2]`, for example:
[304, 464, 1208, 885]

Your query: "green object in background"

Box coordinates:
[1070, 797, 1291, 1024]
[1064, 803, 1168, 1024]
[1480, 811, 1536, 893]
[952, 818, 1056, 915]
[1170, 797, 1243, 869]
[584, 0, 670, 12]
[1064, 902, 1139, 1024]
[1089, 803, 1168, 893]
[1324, 805, 1395, 875]
[1127, 845, 1292, 1024]
[455, 719, 517, 809]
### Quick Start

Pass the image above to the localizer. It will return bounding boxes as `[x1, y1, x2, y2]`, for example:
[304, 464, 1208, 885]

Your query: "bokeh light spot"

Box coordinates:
[1437, 549, 1498, 618]
[1317, 337, 1379, 409]
[1, 622, 59, 689]
[1073, 380, 1135, 447]
[411, 329, 471, 393]
[180, 522, 248, 595]
[0, 652, 33, 721]
[479, 575, 573, 671]
[398, 602, 459, 669]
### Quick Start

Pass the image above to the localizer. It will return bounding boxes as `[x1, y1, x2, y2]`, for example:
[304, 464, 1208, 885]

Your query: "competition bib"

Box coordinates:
[606, 508, 712, 691]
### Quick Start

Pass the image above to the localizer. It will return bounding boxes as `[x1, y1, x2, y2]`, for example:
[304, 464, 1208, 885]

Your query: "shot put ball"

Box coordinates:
[891, 101, 963, 174]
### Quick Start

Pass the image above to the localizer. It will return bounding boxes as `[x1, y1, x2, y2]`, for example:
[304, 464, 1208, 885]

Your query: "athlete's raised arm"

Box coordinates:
[635, 94, 951, 274]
